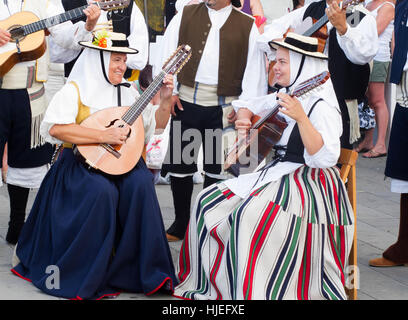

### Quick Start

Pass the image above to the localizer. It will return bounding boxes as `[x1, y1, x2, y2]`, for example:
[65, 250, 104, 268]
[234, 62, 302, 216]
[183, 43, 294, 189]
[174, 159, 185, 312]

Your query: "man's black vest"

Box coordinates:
[303, 1, 370, 100]
[61, 0, 134, 77]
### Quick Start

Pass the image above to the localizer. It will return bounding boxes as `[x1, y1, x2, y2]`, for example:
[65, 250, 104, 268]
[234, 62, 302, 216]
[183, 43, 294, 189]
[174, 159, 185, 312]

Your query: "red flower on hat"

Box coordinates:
[98, 38, 108, 48]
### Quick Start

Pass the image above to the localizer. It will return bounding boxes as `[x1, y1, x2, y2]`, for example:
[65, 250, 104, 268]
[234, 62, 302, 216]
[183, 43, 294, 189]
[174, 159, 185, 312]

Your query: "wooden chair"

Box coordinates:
[338, 148, 359, 300]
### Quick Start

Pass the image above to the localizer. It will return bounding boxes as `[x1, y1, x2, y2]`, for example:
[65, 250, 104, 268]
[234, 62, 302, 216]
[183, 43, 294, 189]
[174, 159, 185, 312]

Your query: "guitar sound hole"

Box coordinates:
[9, 25, 25, 42]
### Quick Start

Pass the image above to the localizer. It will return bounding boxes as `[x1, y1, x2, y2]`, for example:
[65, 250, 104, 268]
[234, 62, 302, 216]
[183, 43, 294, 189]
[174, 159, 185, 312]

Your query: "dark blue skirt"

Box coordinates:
[12, 148, 178, 299]
[385, 103, 408, 181]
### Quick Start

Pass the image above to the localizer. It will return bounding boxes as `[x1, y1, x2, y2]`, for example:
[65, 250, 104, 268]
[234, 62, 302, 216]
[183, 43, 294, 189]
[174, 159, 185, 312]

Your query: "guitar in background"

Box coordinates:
[0, 0, 130, 77]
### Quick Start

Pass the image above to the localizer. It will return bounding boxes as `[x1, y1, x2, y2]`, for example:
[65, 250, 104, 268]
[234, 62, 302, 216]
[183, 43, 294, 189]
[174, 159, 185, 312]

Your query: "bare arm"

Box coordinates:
[391, 30, 395, 56]
[49, 124, 129, 145]
[376, 4, 395, 36]
[250, 0, 265, 17]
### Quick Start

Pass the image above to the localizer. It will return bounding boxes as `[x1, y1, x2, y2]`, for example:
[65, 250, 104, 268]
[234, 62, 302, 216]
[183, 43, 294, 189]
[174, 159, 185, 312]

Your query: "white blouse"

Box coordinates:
[40, 83, 157, 146]
[257, 3, 379, 65]
[225, 93, 342, 199]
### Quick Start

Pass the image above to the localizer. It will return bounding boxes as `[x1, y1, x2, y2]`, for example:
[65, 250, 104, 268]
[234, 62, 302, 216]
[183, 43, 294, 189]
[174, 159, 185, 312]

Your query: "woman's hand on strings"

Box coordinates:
[160, 74, 175, 101]
[101, 127, 130, 145]
[0, 28, 11, 47]
[277, 92, 307, 123]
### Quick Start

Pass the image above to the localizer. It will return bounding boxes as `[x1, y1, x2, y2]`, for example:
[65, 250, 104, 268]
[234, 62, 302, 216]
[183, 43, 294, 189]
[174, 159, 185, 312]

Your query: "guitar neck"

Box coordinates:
[303, 14, 329, 37]
[23, 4, 89, 35]
[252, 84, 308, 129]
[303, 0, 355, 37]
[122, 71, 167, 125]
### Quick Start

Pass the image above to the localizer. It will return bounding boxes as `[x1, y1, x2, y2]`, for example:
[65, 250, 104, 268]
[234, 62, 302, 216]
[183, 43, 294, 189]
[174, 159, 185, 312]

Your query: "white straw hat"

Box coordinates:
[79, 30, 138, 54]
[269, 32, 327, 60]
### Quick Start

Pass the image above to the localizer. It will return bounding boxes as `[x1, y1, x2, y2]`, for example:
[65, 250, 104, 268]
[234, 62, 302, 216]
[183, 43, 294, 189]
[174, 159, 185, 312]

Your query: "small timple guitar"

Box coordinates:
[74, 45, 192, 176]
[224, 71, 331, 177]
[0, 0, 130, 77]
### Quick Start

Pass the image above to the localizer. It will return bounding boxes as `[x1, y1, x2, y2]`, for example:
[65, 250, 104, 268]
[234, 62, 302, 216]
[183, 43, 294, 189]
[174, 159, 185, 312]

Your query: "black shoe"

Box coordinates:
[6, 184, 30, 245]
[5, 225, 23, 245]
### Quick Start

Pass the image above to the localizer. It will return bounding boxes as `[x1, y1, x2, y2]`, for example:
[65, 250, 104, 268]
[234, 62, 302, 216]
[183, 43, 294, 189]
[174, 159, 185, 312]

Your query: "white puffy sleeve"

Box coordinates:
[257, 5, 308, 60]
[335, 8, 379, 65]
[239, 23, 268, 100]
[126, 4, 149, 71]
[141, 104, 158, 145]
[303, 99, 342, 168]
[45, 0, 93, 52]
[231, 92, 278, 115]
[154, 10, 183, 94]
[40, 83, 79, 145]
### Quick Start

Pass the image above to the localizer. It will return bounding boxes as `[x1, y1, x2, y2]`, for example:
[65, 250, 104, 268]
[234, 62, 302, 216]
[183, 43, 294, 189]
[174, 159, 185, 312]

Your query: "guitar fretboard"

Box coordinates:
[22, 5, 89, 35]
[303, 1, 356, 37]
[303, 15, 328, 37]
[122, 71, 167, 125]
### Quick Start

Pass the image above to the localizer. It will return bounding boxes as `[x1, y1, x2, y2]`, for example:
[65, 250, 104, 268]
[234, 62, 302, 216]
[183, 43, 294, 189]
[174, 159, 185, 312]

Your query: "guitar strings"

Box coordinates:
[122, 51, 188, 124]
[22, 5, 89, 36]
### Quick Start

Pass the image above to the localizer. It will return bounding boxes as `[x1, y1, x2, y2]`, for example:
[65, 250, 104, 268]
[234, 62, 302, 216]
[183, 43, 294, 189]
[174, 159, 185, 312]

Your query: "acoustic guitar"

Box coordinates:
[268, 0, 364, 89]
[224, 71, 331, 177]
[0, 0, 130, 78]
[74, 45, 192, 176]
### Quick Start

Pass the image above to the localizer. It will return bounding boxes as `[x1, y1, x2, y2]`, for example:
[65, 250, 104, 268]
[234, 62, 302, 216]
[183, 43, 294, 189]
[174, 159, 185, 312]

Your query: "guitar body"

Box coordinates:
[224, 112, 288, 177]
[311, 18, 328, 53]
[75, 107, 145, 176]
[0, 11, 46, 77]
[225, 71, 330, 177]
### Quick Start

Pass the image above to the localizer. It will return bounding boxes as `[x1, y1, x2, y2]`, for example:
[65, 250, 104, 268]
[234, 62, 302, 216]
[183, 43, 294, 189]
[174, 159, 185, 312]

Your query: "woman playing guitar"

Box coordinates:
[10, 31, 178, 299]
[173, 33, 355, 300]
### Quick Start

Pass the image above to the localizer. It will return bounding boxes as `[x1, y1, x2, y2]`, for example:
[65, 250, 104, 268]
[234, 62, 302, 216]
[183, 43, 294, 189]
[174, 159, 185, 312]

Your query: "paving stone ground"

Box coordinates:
[0, 155, 407, 300]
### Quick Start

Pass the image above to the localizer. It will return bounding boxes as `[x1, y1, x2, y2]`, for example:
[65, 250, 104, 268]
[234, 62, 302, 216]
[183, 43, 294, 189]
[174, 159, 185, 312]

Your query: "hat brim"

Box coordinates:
[269, 40, 328, 60]
[79, 41, 139, 54]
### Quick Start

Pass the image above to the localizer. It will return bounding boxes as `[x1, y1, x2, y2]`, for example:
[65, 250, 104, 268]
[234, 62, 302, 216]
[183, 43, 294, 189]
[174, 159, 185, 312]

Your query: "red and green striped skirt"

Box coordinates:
[173, 165, 355, 300]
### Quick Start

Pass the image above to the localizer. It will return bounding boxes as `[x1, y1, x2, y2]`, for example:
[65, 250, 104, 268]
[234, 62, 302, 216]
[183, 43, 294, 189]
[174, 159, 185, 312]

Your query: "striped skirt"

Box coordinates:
[174, 166, 355, 300]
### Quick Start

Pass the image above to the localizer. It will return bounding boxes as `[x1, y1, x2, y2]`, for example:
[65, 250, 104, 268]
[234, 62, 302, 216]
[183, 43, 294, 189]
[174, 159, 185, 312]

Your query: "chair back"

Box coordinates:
[338, 148, 358, 300]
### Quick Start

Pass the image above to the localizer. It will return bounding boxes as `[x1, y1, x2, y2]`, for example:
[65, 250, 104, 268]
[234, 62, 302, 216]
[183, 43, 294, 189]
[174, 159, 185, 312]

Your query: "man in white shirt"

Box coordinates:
[158, 0, 267, 241]
[0, 0, 101, 245]
[258, 0, 378, 149]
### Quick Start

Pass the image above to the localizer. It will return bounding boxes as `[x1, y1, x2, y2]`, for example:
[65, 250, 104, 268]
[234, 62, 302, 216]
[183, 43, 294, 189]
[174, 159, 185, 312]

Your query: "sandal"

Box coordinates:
[354, 147, 370, 154]
[362, 149, 387, 158]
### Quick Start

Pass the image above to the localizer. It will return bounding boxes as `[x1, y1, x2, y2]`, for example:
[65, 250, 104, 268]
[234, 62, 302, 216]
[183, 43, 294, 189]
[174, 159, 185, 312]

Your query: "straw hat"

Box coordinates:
[79, 30, 138, 54]
[269, 32, 327, 60]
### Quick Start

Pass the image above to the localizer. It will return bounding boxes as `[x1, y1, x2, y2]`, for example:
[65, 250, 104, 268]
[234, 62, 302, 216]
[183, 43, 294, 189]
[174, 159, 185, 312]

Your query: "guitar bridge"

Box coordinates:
[101, 143, 121, 159]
